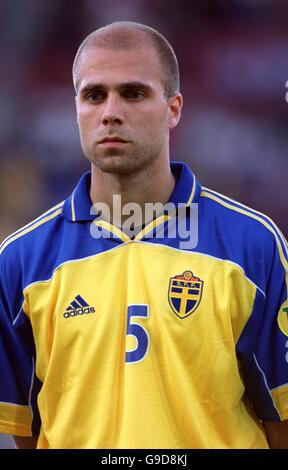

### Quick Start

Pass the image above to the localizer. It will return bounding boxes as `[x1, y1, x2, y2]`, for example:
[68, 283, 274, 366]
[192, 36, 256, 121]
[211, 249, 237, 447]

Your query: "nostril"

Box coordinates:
[102, 116, 123, 125]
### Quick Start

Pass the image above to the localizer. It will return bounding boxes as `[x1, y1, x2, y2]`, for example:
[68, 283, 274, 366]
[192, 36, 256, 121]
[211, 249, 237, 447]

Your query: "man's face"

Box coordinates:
[75, 44, 182, 175]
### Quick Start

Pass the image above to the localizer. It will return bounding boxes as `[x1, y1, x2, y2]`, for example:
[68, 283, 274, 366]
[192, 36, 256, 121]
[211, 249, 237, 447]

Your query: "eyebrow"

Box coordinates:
[79, 81, 154, 95]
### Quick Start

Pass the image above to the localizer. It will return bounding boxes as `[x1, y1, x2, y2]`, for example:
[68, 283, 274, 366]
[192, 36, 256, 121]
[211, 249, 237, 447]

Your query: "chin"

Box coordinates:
[93, 155, 139, 175]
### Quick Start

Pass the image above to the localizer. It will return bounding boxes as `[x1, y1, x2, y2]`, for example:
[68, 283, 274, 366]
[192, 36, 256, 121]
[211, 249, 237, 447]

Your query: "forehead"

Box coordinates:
[76, 46, 164, 91]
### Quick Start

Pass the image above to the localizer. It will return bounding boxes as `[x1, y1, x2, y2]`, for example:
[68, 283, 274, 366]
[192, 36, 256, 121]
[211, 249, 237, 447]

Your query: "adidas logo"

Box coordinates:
[63, 294, 95, 318]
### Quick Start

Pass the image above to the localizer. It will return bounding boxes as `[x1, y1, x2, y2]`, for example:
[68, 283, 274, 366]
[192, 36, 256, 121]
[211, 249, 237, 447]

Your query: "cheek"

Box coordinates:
[77, 112, 95, 137]
[145, 111, 168, 137]
[140, 106, 167, 127]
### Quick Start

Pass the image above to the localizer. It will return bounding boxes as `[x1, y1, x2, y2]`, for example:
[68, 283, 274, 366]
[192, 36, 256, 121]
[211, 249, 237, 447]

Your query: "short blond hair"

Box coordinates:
[72, 21, 180, 99]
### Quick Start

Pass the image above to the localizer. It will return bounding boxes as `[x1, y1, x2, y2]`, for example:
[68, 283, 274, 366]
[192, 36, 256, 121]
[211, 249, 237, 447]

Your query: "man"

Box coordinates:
[0, 21, 287, 449]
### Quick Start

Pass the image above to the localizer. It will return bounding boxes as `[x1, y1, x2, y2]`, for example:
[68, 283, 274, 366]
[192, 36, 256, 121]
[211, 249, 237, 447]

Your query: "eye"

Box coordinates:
[86, 91, 105, 102]
[123, 90, 145, 100]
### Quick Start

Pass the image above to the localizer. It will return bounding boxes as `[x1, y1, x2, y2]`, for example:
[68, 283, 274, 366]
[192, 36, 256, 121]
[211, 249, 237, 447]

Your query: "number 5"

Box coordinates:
[126, 305, 149, 363]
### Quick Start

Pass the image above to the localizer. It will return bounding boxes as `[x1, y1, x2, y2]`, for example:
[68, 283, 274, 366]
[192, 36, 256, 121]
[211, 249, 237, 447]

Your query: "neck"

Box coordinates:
[90, 158, 175, 228]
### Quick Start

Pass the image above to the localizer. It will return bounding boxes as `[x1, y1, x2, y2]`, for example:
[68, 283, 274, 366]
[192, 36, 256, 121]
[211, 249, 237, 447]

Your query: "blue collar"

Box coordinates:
[62, 161, 201, 222]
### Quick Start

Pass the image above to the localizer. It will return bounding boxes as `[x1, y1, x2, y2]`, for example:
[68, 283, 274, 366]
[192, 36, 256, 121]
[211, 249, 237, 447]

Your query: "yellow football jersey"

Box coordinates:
[0, 162, 287, 448]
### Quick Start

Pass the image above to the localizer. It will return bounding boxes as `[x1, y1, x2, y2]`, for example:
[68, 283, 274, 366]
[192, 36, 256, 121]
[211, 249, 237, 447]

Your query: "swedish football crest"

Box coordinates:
[168, 270, 204, 319]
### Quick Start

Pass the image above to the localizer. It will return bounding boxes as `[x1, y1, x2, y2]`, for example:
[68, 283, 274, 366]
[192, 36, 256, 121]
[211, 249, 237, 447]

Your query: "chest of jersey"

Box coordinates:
[24, 241, 264, 448]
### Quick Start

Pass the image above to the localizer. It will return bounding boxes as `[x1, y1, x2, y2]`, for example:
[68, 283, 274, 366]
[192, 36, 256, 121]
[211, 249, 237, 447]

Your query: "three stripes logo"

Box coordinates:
[63, 294, 95, 319]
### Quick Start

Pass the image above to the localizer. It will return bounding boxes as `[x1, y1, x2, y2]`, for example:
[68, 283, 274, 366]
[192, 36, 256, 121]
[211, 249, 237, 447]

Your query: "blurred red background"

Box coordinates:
[1, 0, 288, 450]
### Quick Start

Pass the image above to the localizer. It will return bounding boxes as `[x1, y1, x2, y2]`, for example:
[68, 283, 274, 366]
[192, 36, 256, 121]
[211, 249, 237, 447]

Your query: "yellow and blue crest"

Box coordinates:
[168, 270, 204, 319]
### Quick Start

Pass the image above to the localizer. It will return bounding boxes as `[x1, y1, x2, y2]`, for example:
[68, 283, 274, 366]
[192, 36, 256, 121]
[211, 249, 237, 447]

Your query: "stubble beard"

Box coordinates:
[89, 139, 165, 176]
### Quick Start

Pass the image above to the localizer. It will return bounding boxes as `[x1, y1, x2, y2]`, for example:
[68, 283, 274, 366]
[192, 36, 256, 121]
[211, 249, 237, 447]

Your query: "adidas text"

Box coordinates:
[63, 307, 95, 318]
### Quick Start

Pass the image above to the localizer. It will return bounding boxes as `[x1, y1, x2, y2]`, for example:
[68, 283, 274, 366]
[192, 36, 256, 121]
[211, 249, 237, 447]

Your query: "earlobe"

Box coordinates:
[168, 94, 183, 129]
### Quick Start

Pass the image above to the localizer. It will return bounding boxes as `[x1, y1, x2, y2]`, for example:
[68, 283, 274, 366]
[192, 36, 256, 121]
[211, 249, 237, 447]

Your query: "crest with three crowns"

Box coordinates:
[168, 270, 204, 319]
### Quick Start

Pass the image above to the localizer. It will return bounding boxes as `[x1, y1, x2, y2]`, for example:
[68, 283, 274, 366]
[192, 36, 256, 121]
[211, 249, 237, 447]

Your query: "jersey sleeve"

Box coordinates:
[236, 230, 288, 422]
[0, 247, 41, 436]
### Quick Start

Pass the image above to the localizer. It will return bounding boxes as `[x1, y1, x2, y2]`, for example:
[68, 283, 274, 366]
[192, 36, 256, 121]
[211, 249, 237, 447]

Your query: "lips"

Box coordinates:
[99, 136, 128, 143]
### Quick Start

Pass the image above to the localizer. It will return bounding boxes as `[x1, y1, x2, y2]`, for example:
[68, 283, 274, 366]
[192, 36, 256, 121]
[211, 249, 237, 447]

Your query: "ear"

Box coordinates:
[167, 93, 183, 130]
[75, 94, 80, 124]
[75, 94, 79, 107]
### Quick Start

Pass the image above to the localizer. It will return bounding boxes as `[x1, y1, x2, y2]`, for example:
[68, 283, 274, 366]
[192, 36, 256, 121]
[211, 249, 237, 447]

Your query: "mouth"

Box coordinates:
[98, 136, 129, 146]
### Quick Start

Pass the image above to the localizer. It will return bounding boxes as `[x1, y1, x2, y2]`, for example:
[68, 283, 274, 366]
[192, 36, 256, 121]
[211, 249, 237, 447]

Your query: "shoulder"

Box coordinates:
[0, 201, 65, 261]
[198, 187, 287, 294]
[200, 186, 287, 259]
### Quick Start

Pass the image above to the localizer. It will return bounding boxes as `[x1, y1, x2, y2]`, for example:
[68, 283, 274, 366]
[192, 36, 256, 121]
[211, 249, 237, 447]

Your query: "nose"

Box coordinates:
[101, 93, 124, 126]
